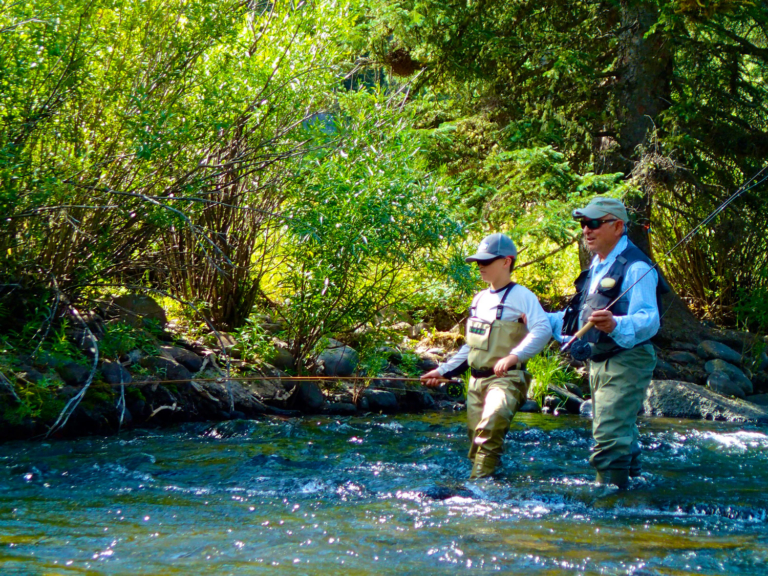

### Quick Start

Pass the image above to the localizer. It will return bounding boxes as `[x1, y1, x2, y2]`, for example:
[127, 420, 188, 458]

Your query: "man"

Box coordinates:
[549, 197, 667, 489]
[421, 233, 551, 479]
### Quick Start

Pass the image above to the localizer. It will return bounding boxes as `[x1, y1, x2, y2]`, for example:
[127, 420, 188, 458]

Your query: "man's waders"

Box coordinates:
[465, 285, 532, 479]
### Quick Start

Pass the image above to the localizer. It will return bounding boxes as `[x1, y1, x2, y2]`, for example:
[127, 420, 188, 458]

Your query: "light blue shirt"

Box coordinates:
[548, 236, 660, 349]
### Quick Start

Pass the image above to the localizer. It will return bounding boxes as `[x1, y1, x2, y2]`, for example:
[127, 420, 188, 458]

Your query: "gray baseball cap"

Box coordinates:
[465, 233, 517, 263]
[572, 197, 629, 222]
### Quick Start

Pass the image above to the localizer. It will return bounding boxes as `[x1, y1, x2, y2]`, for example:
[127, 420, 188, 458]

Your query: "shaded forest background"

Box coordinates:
[1, 0, 767, 380]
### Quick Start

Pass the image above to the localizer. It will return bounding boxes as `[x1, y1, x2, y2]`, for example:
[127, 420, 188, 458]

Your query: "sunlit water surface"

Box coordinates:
[1, 412, 767, 575]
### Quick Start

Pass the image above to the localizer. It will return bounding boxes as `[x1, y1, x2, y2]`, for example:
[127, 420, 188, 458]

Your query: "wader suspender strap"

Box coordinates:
[495, 283, 515, 320]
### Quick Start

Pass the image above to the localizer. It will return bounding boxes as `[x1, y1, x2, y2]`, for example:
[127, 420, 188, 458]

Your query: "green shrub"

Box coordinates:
[527, 346, 584, 406]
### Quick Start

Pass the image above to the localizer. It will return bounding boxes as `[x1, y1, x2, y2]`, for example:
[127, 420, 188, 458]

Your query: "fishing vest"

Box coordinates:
[561, 240, 669, 348]
[465, 283, 529, 370]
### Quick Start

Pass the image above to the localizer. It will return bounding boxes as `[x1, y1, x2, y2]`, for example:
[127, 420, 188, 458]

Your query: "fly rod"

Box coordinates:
[561, 163, 768, 358]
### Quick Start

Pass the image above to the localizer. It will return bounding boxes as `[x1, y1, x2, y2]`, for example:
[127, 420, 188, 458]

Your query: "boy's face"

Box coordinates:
[476, 256, 513, 285]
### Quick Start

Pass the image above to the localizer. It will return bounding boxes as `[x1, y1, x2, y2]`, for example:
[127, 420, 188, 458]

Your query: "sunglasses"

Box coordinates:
[579, 218, 619, 230]
[475, 256, 505, 266]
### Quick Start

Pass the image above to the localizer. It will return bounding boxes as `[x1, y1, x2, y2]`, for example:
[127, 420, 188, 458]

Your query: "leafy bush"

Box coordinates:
[527, 346, 584, 407]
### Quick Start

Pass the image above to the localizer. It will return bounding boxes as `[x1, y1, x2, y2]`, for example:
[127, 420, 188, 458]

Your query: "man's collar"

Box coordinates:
[590, 236, 628, 268]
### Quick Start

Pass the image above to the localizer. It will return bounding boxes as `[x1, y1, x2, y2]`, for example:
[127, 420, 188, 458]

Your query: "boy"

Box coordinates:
[422, 233, 551, 479]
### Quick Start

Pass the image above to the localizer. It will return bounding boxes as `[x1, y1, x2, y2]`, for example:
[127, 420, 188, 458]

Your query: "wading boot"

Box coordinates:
[629, 454, 642, 478]
[470, 454, 499, 480]
[595, 469, 630, 489]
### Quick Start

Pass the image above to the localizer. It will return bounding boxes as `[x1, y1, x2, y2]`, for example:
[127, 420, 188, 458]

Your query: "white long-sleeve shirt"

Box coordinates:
[437, 283, 552, 375]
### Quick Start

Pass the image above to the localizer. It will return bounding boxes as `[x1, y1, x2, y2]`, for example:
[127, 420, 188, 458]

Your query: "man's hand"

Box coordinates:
[420, 369, 443, 388]
[588, 309, 617, 334]
[493, 354, 520, 377]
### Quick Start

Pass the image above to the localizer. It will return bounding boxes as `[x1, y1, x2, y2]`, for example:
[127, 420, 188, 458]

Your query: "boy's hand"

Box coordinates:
[420, 369, 443, 388]
[494, 354, 520, 376]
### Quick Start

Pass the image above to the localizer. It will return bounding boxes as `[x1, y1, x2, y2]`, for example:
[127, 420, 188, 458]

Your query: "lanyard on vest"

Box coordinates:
[494, 283, 515, 320]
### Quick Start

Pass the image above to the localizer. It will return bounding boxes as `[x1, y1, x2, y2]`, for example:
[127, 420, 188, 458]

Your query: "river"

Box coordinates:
[1, 412, 767, 575]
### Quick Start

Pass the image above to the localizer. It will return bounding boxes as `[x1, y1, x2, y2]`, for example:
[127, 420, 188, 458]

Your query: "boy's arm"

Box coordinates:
[509, 289, 552, 362]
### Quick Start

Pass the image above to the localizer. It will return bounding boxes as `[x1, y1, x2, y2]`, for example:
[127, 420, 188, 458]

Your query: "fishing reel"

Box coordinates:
[568, 338, 592, 361]
[443, 379, 465, 400]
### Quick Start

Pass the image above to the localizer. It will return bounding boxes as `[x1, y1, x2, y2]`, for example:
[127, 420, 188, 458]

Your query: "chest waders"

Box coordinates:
[561, 240, 662, 488]
[465, 284, 532, 479]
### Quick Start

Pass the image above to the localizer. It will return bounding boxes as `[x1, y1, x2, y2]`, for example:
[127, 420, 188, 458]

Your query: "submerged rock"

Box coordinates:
[644, 379, 768, 423]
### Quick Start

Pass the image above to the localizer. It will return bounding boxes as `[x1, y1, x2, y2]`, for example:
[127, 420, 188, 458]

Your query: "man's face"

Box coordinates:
[581, 216, 624, 258]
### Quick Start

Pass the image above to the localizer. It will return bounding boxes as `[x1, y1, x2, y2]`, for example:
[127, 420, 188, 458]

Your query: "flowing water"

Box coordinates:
[1, 412, 767, 575]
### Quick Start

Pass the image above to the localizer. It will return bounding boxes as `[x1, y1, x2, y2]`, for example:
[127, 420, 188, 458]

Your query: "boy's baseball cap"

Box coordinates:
[465, 233, 517, 263]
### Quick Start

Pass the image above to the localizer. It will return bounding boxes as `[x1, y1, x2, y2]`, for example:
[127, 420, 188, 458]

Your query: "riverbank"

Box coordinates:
[2, 294, 768, 441]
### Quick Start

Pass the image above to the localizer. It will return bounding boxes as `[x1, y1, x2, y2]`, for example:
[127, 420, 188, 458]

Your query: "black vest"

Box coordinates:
[561, 240, 669, 346]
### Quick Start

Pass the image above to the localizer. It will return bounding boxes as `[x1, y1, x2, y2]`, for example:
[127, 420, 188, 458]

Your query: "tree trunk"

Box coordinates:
[597, 1, 703, 341]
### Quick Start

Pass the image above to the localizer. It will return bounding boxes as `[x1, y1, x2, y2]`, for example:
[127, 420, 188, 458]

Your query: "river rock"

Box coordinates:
[697, 340, 742, 365]
[100, 360, 132, 385]
[706, 372, 746, 399]
[746, 393, 768, 407]
[644, 379, 768, 423]
[518, 399, 541, 413]
[362, 389, 398, 412]
[668, 351, 700, 365]
[324, 402, 358, 416]
[654, 359, 681, 380]
[408, 322, 431, 339]
[377, 346, 403, 365]
[159, 345, 203, 373]
[294, 381, 325, 412]
[758, 352, 768, 373]
[317, 341, 358, 377]
[109, 295, 167, 328]
[579, 399, 593, 417]
[416, 355, 439, 372]
[15, 366, 44, 384]
[704, 360, 752, 395]
[547, 384, 583, 414]
[140, 356, 192, 383]
[55, 362, 91, 386]
[270, 347, 295, 371]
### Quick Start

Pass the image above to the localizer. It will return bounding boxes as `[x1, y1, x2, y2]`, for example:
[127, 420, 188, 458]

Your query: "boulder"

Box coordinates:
[697, 340, 742, 365]
[317, 341, 358, 377]
[703, 359, 752, 395]
[55, 362, 91, 386]
[706, 372, 746, 399]
[140, 356, 192, 383]
[518, 399, 541, 413]
[547, 384, 584, 414]
[324, 402, 358, 416]
[159, 345, 203, 373]
[100, 360, 132, 385]
[408, 322, 431, 339]
[668, 351, 700, 365]
[415, 355, 439, 372]
[644, 379, 768, 423]
[362, 389, 398, 412]
[293, 381, 325, 412]
[270, 347, 296, 371]
[15, 366, 44, 384]
[759, 351, 768, 373]
[746, 393, 768, 407]
[654, 359, 681, 380]
[579, 399, 593, 417]
[376, 346, 403, 365]
[109, 295, 167, 328]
